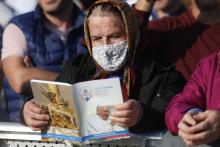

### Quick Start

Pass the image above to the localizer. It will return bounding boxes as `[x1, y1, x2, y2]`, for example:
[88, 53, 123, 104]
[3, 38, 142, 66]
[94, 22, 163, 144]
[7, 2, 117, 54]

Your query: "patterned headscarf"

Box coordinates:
[84, 0, 140, 99]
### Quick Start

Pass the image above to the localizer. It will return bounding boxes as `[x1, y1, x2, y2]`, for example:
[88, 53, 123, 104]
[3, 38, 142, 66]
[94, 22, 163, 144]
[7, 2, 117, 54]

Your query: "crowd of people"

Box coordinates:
[1, 0, 220, 146]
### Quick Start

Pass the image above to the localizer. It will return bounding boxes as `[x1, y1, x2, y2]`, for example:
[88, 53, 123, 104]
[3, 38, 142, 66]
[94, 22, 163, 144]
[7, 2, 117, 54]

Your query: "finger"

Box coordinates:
[188, 120, 211, 134]
[193, 113, 207, 122]
[23, 56, 33, 67]
[111, 110, 132, 118]
[178, 121, 195, 134]
[110, 116, 131, 127]
[184, 131, 212, 146]
[183, 139, 195, 147]
[181, 129, 211, 142]
[25, 113, 49, 130]
[23, 56, 30, 67]
[30, 126, 47, 131]
[178, 129, 190, 140]
[184, 113, 197, 126]
[114, 123, 127, 127]
[29, 103, 49, 114]
[114, 100, 135, 111]
[28, 119, 49, 128]
[29, 110, 50, 121]
[188, 137, 215, 147]
[28, 120, 49, 131]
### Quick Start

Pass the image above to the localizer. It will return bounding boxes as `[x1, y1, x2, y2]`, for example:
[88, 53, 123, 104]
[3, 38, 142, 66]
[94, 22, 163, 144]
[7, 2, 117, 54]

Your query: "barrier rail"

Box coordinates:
[0, 122, 163, 147]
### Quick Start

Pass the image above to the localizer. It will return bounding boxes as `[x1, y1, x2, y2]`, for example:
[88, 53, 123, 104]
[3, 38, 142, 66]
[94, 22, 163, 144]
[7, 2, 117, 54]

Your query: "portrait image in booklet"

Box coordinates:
[30, 78, 129, 144]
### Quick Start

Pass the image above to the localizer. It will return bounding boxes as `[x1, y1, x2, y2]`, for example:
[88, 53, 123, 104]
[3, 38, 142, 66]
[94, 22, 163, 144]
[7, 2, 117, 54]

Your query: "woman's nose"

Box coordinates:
[103, 37, 111, 45]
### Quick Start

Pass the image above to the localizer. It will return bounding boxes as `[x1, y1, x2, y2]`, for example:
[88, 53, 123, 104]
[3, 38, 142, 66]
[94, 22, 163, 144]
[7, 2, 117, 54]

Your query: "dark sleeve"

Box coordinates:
[56, 54, 94, 84]
[132, 6, 168, 63]
[130, 65, 186, 133]
[56, 60, 74, 83]
[132, 6, 151, 25]
[132, 6, 187, 64]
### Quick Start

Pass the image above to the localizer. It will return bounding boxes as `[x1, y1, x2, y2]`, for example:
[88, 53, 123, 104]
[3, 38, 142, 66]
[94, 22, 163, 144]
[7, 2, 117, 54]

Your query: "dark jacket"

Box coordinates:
[56, 53, 185, 132]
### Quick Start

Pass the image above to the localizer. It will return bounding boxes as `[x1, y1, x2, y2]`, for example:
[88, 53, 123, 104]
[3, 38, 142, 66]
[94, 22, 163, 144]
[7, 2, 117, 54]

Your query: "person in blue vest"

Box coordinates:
[0, 25, 7, 121]
[0, 25, 3, 49]
[1, 0, 87, 122]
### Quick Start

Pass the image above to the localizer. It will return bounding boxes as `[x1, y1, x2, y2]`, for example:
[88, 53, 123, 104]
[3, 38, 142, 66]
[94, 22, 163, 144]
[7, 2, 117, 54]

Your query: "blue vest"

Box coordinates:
[0, 25, 3, 49]
[3, 4, 87, 121]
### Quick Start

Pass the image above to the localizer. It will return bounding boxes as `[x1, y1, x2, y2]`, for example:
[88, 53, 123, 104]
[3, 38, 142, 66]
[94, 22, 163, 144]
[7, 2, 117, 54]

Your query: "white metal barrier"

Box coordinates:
[0, 122, 163, 147]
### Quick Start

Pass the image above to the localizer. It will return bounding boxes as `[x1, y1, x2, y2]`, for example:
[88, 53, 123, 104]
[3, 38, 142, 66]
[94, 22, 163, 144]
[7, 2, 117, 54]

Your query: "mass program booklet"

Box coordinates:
[30, 78, 129, 145]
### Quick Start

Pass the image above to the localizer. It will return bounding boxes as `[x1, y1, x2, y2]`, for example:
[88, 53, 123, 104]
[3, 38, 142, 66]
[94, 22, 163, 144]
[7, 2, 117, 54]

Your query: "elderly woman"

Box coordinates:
[21, 0, 184, 132]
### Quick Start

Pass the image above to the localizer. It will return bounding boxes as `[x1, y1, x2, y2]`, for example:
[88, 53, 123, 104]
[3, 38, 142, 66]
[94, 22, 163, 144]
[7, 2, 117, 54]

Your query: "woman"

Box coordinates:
[164, 52, 220, 147]
[21, 0, 185, 133]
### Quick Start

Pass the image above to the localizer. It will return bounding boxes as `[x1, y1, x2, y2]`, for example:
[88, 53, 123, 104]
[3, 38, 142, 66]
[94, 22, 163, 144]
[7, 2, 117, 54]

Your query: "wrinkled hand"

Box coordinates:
[178, 111, 198, 145]
[178, 110, 220, 146]
[23, 99, 50, 131]
[110, 99, 142, 127]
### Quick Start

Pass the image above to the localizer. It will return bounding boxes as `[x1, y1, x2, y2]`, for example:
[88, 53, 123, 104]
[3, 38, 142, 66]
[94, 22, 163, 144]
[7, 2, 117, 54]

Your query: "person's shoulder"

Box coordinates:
[9, 11, 36, 31]
[202, 53, 220, 61]
[10, 11, 35, 23]
[198, 53, 220, 69]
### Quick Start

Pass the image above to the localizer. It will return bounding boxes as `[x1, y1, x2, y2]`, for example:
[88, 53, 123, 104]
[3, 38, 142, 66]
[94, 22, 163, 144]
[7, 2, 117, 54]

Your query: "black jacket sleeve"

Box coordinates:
[130, 62, 186, 133]
[56, 54, 96, 84]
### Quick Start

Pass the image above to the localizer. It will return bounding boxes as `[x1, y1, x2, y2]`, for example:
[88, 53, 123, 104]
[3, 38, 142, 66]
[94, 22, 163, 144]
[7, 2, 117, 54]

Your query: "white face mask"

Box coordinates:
[92, 41, 128, 72]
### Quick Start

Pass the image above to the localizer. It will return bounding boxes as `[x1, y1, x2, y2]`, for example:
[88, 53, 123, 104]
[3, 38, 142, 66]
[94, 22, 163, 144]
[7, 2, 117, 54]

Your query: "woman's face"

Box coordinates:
[88, 15, 126, 48]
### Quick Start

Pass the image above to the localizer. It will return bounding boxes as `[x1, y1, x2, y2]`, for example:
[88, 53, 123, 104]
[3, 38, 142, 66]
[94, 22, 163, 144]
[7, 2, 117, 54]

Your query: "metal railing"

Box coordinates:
[0, 122, 163, 147]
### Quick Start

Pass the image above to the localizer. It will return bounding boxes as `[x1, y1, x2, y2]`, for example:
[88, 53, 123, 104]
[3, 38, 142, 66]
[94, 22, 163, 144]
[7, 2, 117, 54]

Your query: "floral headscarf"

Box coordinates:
[84, 0, 140, 99]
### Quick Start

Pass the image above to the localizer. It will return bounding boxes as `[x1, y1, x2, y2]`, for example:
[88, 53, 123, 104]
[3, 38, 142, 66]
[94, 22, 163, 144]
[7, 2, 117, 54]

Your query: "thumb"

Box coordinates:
[193, 112, 206, 122]
[23, 56, 33, 67]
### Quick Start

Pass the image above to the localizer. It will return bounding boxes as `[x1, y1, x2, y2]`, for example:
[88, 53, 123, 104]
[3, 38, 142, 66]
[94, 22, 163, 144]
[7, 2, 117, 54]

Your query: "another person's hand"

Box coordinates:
[135, 0, 156, 12]
[23, 99, 50, 131]
[178, 111, 198, 145]
[23, 56, 33, 68]
[110, 99, 142, 127]
[179, 110, 220, 146]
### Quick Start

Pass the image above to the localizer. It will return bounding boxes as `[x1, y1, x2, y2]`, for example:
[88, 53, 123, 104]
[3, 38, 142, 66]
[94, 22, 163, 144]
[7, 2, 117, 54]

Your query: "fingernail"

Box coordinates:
[111, 112, 115, 116]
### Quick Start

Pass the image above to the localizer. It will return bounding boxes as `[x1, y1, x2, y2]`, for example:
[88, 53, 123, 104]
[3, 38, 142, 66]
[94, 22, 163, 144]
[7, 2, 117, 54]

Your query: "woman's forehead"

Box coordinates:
[88, 16, 124, 31]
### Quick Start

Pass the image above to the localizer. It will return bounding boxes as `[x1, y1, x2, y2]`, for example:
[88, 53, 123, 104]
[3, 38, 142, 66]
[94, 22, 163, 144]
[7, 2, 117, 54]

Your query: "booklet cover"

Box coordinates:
[30, 78, 129, 144]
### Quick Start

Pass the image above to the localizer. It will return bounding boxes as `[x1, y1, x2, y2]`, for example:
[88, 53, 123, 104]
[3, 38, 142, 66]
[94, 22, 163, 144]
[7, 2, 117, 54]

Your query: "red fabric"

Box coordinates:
[135, 9, 220, 80]
[165, 53, 220, 134]
[122, 83, 129, 102]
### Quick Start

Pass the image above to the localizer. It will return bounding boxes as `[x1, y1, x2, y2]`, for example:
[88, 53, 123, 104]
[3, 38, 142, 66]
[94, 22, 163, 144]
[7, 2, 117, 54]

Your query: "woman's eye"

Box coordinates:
[92, 37, 101, 41]
[111, 35, 119, 39]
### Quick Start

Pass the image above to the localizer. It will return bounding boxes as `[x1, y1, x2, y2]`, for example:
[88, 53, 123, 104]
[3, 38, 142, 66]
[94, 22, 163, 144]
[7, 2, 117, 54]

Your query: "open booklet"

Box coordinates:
[30, 78, 129, 145]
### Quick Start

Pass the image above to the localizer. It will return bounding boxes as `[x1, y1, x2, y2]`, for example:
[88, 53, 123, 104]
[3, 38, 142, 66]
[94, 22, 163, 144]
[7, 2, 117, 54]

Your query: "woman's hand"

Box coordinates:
[110, 99, 142, 127]
[23, 99, 50, 131]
